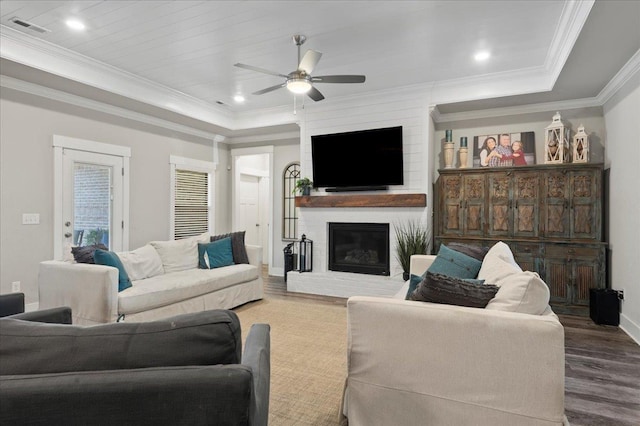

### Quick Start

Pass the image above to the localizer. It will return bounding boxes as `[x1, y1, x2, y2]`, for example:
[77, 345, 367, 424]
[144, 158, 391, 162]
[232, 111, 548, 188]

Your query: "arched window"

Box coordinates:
[282, 162, 301, 240]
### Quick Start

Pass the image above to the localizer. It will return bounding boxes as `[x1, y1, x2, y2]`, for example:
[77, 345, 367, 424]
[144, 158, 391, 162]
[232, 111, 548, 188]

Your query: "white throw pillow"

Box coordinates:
[485, 270, 551, 315]
[478, 242, 550, 315]
[150, 237, 200, 273]
[477, 242, 522, 283]
[117, 244, 164, 281]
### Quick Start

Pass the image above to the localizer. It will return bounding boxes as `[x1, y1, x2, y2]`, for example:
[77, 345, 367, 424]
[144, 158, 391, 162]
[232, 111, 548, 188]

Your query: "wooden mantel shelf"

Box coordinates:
[295, 193, 426, 208]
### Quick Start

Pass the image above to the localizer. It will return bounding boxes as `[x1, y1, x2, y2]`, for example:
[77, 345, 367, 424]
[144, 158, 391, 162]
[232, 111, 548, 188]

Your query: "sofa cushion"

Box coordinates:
[211, 231, 249, 264]
[485, 269, 551, 315]
[93, 249, 132, 292]
[406, 271, 427, 300]
[0, 310, 242, 375]
[71, 244, 108, 264]
[118, 264, 259, 315]
[411, 271, 499, 308]
[428, 244, 482, 279]
[117, 244, 164, 281]
[199, 238, 235, 269]
[150, 235, 207, 273]
[478, 242, 550, 315]
[477, 241, 522, 283]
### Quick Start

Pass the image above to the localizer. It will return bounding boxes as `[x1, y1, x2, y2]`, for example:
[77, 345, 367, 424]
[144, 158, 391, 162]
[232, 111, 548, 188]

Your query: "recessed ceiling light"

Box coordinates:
[233, 95, 245, 103]
[65, 19, 85, 31]
[474, 51, 490, 61]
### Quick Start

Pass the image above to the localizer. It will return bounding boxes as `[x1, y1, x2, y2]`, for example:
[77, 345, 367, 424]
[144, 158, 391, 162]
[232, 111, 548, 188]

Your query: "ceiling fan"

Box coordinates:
[234, 35, 366, 102]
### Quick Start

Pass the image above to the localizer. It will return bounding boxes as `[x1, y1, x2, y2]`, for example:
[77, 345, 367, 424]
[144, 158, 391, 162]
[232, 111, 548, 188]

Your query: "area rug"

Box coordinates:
[234, 297, 347, 426]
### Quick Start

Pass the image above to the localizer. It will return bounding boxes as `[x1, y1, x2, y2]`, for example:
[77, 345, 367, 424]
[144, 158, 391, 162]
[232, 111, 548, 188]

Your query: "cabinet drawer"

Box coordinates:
[512, 242, 540, 256]
[545, 245, 601, 259]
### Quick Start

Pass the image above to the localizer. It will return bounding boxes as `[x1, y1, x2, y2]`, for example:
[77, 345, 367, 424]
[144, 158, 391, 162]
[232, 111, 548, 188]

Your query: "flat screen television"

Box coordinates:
[311, 126, 403, 190]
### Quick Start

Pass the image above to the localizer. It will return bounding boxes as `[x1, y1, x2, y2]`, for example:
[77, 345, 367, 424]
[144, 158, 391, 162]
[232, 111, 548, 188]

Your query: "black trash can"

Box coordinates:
[589, 288, 620, 326]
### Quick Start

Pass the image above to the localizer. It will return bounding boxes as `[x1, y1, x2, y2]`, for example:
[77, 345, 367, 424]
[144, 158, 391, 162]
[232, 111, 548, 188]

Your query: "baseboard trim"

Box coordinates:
[270, 266, 284, 277]
[619, 313, 640, 346]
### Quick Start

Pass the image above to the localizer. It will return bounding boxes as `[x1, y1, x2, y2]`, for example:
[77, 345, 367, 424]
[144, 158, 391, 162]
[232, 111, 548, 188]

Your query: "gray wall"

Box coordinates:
[603, 70, 640, 343]
[0, 89, 229, 305]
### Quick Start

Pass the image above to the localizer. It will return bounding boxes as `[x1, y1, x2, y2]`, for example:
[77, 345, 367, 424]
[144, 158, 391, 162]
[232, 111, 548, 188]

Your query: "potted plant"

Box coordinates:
[294, 177, 313, 196]
[394, 220, 429, 281]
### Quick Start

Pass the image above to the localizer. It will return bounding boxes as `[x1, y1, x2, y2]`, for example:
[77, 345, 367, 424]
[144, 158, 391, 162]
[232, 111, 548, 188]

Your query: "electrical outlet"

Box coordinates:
[11, 281, 21, 292]
[22, 213, 40, 225]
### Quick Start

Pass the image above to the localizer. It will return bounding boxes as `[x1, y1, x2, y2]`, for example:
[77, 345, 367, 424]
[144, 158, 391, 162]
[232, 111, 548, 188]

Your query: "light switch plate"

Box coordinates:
[22, 213, 40, 225]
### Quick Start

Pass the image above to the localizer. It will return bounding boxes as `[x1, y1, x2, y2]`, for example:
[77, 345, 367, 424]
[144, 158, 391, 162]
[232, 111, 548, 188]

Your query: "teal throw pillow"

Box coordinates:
[93, 249, 132, 292]
[427, 244, 483, 280]
[199, 238, 234, 269]
[462, 278, 485, 285]
[406, 270, 427, 300]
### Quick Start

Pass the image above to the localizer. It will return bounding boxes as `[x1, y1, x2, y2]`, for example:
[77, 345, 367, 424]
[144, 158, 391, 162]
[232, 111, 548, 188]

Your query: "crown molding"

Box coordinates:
[0, 75, 220, 141]
[226, 131, 300, 145]
[0, 25, 236, 129]
[433, 97, 601, 124]
[597, 48, 640, 105]
[544, 1, 595, 77]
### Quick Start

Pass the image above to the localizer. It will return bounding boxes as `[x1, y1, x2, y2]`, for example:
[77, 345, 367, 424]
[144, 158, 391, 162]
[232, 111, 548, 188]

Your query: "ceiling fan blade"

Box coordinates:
[234, 63, 288, 79]
[307, 86, 325, 102]
[312, 75, 366, 83]
[253, 83, 286, 96]
[298, 50, 322, 74]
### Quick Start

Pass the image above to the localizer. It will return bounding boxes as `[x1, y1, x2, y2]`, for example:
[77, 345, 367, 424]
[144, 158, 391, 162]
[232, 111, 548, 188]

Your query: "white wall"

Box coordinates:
[603, 69, 640, 344]
[0, 89, 228, 305]
[294, 90, 433, 287]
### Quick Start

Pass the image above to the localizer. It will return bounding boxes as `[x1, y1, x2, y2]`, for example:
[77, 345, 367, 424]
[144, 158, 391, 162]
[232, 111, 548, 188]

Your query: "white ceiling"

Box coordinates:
[0, 1, 638, 139]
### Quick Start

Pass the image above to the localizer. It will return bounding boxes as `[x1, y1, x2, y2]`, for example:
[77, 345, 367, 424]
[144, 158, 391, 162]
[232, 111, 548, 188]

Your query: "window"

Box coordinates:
[282, 162, 300, 240]
[170, 156, 216, 239]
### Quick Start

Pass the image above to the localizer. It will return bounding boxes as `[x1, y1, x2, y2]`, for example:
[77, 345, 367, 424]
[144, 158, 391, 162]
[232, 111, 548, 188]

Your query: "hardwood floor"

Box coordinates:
[263, 267, 640, 425]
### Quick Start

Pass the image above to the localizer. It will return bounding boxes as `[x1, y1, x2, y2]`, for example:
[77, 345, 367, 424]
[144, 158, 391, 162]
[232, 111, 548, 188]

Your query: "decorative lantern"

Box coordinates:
[297, 234, 313, 272]
[545, 111, 570, 164]
[572, 124, 589, 163]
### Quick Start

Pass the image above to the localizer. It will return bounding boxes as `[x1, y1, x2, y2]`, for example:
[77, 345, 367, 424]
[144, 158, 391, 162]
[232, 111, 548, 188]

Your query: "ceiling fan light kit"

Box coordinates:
[234, 34, 366, 102]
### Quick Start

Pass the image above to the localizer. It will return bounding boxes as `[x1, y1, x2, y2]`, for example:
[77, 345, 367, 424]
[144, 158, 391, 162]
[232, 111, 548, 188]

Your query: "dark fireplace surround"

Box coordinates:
[328, 222, 390, 276]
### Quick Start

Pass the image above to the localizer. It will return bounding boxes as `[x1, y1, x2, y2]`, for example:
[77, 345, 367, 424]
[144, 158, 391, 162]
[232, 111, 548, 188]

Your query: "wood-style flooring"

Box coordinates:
[262, 267, 640, 426]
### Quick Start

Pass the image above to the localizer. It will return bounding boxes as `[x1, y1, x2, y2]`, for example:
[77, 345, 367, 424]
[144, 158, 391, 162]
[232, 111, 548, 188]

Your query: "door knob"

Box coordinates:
[64, 232, 72, 238]
[65, 221, 71, 227]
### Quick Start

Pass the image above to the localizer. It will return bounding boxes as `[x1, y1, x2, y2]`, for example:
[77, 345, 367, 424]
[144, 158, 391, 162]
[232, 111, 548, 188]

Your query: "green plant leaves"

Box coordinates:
[394, 220, 428, 274]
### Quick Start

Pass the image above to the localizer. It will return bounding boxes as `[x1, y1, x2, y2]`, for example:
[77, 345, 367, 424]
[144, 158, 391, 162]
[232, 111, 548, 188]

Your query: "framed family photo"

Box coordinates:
[472, 132, 536, 168]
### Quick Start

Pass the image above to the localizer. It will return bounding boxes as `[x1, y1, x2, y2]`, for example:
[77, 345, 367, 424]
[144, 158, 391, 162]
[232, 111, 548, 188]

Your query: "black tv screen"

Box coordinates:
[311, 126, 403, 189]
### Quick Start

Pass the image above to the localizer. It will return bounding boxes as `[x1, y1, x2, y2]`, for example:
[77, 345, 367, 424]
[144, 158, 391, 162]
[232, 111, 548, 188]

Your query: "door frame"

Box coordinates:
[53, 135, 131, 260]
[230, 146, 274, 273]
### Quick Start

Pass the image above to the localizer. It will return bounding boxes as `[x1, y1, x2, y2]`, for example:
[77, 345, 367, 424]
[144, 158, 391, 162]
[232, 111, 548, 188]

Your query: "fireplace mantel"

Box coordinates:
[295, 193, 426, 208]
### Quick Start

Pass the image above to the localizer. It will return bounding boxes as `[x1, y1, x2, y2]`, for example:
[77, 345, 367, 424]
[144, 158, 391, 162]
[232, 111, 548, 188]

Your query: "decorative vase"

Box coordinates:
[444, 142, 455, 169]
[459, 147, 468, 168]
[302, 187, 311, 196]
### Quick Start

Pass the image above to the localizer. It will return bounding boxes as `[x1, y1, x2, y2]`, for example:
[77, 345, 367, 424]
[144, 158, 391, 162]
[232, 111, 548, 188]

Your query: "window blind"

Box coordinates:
[174, 169, 209, 239]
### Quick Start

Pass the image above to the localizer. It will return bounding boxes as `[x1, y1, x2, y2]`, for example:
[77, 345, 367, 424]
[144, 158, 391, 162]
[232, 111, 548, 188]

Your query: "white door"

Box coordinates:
[60, 149, 124, 255]
[238, 173, 261, 247]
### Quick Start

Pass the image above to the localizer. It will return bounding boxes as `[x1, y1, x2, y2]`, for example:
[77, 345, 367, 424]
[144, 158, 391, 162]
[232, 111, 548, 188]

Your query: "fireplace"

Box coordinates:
[328, 222, 390, 276]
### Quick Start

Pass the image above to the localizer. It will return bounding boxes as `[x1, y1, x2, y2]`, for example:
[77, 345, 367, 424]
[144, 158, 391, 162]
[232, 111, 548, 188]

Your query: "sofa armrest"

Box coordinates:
[409, 254, 436, 276]
[245, 245, 263, 268]
[0, 365, 254, 425]
[242, 323, 271, 426]
[345, 296, 565, 425]
[7, 307, 72, 324]
[39, 261, 119, 325]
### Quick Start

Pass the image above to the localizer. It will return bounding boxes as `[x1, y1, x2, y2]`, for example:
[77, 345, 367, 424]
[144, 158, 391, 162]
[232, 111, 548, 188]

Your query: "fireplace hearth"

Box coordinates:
[328, 222, 390, 276]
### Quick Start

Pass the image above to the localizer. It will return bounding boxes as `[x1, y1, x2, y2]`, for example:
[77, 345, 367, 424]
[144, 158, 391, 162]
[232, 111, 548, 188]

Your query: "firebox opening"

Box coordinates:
[328, 222, 390, 276]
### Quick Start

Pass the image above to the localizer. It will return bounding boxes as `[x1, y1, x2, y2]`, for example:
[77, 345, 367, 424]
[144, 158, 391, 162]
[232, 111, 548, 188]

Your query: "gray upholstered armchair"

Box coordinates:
[0, 308, 270, 426]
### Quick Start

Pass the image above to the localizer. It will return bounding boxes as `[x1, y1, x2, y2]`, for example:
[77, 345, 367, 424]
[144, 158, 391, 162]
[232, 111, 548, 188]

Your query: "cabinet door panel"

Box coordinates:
[543, 172, 570, 238]
[544, 258, 570, 304]
[513, 172, 540, 238]
[462, 174, 485, 236]
[441, 175, 462, 236]
[570, 171, 601, 240]
[487, 173, 512, 237]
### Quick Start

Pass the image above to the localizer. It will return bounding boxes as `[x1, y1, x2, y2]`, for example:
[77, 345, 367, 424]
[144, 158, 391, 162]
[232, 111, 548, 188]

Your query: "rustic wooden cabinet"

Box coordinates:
[435, 163, 606, 316]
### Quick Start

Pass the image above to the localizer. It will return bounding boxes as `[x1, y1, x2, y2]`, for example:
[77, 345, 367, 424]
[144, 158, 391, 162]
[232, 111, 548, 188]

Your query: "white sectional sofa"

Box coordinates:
[342, 243, 567, 426]
[38, 234, 263, 325]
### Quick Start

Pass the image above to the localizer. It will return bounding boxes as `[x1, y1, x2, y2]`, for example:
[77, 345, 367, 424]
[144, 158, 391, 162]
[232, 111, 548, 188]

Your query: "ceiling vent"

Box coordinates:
[10, 17, 50, 34]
